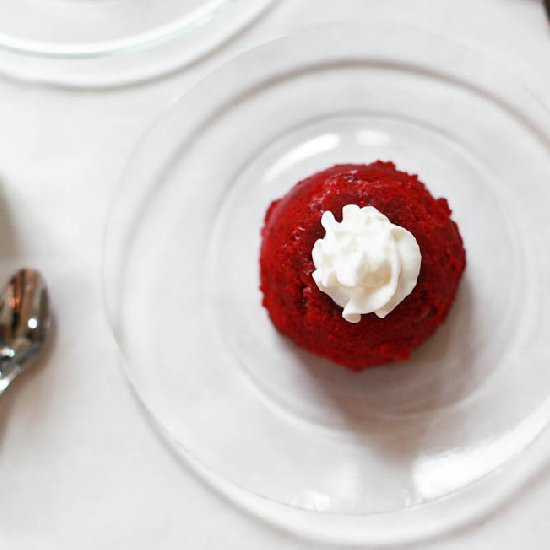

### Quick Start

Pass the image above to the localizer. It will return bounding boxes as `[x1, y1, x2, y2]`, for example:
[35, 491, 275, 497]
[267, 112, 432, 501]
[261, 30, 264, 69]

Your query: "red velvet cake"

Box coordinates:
[259, 162, 466, 371]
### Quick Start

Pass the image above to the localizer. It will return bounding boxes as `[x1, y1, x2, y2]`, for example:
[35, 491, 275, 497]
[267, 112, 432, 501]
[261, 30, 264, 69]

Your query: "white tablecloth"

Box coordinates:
[1, 1, 549, 548]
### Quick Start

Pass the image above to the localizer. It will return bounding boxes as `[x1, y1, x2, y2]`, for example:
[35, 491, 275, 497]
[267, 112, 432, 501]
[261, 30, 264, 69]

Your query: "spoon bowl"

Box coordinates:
[0, 269, 50, 395]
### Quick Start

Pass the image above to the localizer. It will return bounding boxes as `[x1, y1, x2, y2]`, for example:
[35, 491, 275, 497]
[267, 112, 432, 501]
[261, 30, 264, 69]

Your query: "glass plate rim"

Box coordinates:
[0, 0, 238, 58]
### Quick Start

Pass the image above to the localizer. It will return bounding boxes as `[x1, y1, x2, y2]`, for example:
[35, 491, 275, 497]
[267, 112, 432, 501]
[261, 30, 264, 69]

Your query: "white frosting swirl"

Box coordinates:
[311, 204, 421, 323]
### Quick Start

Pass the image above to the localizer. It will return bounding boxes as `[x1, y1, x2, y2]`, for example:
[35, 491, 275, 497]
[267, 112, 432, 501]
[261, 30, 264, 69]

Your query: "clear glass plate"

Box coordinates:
[103, 25, 550, 545]
[0, 0, 273, 86]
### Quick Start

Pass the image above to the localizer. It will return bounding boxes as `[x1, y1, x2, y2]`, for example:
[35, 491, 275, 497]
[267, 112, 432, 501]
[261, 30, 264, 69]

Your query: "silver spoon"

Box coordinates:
[0, 269, 50, 396]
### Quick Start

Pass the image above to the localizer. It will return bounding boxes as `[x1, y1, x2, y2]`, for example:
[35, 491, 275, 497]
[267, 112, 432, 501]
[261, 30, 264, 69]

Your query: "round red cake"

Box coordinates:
[259, 162, 466, 371]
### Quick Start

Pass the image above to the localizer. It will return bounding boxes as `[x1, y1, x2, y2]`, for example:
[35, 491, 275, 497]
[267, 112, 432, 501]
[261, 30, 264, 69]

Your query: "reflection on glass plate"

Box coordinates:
[103, 25, 550, 545]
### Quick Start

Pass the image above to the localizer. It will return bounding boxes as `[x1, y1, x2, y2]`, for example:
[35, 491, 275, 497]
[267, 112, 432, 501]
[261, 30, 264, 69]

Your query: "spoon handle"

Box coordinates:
[0, 364, 23, 396]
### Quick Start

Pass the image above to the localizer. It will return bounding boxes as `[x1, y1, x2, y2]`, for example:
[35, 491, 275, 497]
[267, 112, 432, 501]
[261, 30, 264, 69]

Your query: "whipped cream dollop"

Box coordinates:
[311, 204, 421, 323]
